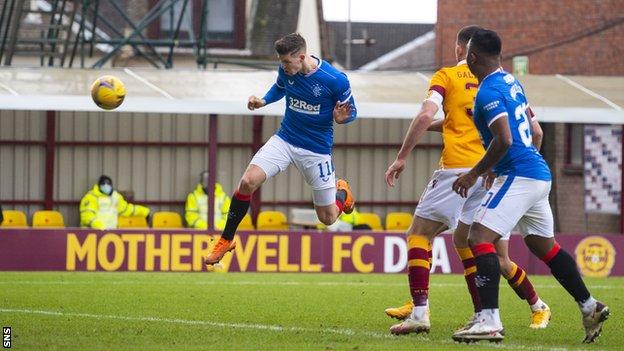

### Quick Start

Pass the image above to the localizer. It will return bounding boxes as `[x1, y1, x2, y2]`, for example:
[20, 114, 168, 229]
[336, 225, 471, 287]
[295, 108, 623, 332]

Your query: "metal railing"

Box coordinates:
[0, 0, 265, 69]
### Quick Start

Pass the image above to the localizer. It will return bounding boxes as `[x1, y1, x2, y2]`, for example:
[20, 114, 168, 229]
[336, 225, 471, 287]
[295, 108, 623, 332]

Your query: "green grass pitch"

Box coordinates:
[0, 272, 621, 350]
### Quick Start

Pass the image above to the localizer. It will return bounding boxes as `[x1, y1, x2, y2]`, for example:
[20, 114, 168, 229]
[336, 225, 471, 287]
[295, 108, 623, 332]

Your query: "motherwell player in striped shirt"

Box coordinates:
[383, 25, 550, 335]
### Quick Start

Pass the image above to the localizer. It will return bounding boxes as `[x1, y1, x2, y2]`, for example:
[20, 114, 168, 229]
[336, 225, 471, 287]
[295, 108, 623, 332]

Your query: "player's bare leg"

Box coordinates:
[314, 203, 340, 226]
[205, 165, 266, 265]
[315, 178, 355, 225]
[453, 223, 504, 343]
[524, 235, 609, 343]
[496, 240, 550, 329]
[389, 216, 445, 335]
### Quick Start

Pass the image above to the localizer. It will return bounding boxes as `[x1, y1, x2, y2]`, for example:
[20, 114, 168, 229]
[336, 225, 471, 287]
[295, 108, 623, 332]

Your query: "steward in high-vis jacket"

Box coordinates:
[185, 171, 231, 230]
[79, 175, 150, 230]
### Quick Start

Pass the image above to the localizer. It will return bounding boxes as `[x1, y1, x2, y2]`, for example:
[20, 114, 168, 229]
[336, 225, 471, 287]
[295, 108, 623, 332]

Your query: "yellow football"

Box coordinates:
[90, 75, 125, 110]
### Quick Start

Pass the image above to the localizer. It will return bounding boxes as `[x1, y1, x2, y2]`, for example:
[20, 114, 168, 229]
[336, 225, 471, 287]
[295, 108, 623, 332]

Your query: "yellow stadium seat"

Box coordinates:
[1, 210, 28, 227]
[32, 210, 65, 228]
[238, 214, 255, 230]
[358, 212, 383, 231]
[385, 212, 413, 231]
[118, 216, 148, 228]
[152, 211, 183, 229]
[256, 211, 288, 230]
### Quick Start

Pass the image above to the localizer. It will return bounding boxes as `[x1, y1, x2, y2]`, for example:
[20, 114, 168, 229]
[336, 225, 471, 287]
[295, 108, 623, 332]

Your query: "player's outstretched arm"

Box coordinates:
[385, 101, 439, 187]
[247, 96, 266, 110]
[453, 116, 512, 197]
[251, 81, 285, 111]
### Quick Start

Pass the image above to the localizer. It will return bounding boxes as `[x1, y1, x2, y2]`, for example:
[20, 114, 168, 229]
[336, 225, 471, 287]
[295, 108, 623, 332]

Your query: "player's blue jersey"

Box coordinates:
[262, 56, 357, 155]
[473, 69, 551, 181]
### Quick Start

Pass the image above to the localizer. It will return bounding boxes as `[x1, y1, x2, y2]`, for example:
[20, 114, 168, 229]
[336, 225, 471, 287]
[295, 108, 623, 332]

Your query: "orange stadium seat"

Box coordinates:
[152, 211, 183, 229]
[1, 210, 28, 228]
[256, 211, 288, 230]
[32, 210, 65, 228]
[118, 216, 148, 229]
[358, 212, 383, 231]
[238, 214, 255, 230]
[385, 212, 413, 231]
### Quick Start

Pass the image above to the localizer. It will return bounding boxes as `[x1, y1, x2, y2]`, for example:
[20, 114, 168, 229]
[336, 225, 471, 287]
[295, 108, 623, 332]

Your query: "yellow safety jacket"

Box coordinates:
[79, 184, 150, 230]
[185, 183, 231, 230]
[339, 208, 360, 225]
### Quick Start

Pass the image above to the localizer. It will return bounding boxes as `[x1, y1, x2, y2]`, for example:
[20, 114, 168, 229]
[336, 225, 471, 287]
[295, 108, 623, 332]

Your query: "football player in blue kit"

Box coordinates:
[205, 33, 357, 265]
[451, 29, 609, 344]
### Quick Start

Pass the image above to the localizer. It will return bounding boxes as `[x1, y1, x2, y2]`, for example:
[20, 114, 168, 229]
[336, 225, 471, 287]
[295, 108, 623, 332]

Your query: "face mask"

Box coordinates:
[99, 184, 113, 195]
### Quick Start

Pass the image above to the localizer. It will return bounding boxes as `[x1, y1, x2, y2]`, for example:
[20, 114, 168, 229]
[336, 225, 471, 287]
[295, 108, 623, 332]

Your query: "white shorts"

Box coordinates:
[414, 168, 488, 230]
[473, 175, 554, 240]
[250, 135, 336, 206]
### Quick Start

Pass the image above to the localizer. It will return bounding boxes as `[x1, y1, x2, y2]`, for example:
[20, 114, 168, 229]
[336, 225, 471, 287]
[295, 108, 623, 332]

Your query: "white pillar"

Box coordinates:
[296, 0, 322, 58]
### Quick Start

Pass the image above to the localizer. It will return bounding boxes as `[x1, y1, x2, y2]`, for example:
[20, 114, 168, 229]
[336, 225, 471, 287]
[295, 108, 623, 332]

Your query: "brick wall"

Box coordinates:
[436, 0, 624, 75]
[544, 124, 619, 233]
[551, 124, 586, 232]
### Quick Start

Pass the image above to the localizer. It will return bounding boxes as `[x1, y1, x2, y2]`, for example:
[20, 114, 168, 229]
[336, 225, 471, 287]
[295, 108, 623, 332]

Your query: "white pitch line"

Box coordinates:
[0, 308, 591, 350]
[0, 308, 390, 339]
[416, 72, 431, 83]
[555, 74, 622, 111]
[0, 280, 619, 290]
[123, 68, 175, 100]
[0, 81, 19, 95]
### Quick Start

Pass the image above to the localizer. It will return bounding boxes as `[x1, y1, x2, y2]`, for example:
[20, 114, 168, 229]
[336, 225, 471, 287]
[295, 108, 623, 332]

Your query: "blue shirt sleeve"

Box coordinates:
[475, 87, 507, 127]
[331, 72, 357, 124]
[262, 70, 285, 105]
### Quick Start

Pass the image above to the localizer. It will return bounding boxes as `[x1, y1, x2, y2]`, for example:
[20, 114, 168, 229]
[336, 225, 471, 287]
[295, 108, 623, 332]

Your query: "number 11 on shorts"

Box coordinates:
[318, 161, 334, 179]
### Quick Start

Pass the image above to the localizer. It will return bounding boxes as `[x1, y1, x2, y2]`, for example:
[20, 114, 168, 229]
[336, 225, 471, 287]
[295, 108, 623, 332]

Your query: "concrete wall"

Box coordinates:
[0, 111, 441, 227]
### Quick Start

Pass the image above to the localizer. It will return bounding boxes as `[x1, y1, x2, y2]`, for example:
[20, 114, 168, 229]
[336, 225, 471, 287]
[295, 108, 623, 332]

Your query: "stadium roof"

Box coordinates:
[0, 67, 622, 124]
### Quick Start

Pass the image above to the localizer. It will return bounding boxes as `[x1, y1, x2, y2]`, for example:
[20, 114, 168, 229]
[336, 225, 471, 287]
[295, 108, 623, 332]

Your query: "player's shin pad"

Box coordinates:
[504, 262, 538, 305]
[541, 243, 590, 303]
[471, 243, 500, 309]
[407, 235, 431, 306]
[221, 191, 251, 240]
[456, 247, 482, 312]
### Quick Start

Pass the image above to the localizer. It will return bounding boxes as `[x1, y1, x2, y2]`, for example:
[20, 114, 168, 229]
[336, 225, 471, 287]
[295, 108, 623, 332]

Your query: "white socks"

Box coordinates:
[579, 296, 597, 315]
[481, 308, 502, 328]
[412, 302, 429, 320]
[530, 298, 548, 312]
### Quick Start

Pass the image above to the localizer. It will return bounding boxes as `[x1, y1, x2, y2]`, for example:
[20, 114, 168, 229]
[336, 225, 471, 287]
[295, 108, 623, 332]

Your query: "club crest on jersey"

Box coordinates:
[312, 84, 322, 97]
[288, 97, 321, 115]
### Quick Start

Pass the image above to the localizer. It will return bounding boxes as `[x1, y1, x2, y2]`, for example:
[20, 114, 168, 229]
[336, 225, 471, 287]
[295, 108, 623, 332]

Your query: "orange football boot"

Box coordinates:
[336, 178, 355, 214]
[204, 238, 236, 265]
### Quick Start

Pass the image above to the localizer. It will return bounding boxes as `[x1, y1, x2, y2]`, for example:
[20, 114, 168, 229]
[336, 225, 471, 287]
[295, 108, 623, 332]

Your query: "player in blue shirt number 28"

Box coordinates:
[205, 33, 357, 265]
[451, 29, 609, 344]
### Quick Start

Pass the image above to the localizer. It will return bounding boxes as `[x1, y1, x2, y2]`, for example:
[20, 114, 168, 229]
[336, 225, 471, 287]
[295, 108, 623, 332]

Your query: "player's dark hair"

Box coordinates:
[469, 29, 502, 57]
[274, 33, 307, 56]
[457, 25, 483, 45]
